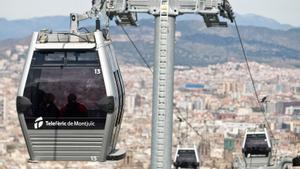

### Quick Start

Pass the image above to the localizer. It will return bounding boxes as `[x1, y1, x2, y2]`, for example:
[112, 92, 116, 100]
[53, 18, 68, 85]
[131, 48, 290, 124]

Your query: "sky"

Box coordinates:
[0, 0, 299, 27]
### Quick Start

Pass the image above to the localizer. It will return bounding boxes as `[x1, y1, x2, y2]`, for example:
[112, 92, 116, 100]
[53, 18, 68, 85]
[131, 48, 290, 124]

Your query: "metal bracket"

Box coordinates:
[70, 13, 90, 33]
[115, 12, 138, 26]
[202, 13, 228, 27]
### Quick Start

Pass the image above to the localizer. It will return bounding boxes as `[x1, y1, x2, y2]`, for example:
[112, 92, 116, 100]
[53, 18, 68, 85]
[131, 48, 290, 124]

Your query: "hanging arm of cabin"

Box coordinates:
[70, 0, 108, 33]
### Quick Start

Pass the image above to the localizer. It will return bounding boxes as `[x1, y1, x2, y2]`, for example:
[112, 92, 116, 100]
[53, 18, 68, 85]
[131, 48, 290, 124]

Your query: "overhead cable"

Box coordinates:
[120, 25, 153, 73]
[233, 18, 274, 139]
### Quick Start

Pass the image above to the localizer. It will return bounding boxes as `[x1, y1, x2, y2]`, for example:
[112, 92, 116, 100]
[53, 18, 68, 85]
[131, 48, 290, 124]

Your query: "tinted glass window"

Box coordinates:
[32, 51, 99, 65]
[117, 71, 125, 124]
[114, 71, 125, 126]
[23, 50, 108, 129]
[113, 72, 121, 126]
[45, 52, 64, 61]
[177, 150, 197, 162]
[246, 134, 268, 146]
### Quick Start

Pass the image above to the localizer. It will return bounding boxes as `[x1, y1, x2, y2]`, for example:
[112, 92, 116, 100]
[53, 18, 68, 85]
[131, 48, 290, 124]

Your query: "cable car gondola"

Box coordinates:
[16, 26, 125, 161]
[242, 128, 271, 158]
[173, 146, 200, 169]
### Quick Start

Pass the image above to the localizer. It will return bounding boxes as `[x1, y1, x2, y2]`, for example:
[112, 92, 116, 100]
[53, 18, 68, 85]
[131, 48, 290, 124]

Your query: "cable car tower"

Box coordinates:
[66, 0, 233, 168]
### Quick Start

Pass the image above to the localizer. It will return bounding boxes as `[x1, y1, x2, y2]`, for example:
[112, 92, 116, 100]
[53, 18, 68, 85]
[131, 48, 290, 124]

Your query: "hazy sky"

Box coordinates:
[0, 0, 299, 26]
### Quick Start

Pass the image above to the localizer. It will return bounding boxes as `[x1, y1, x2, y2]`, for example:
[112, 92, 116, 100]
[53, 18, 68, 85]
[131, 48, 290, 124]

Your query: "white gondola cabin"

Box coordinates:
[242, 128, 271, 158]
[173, 146, 200, 169]
[16, 30, 125, 162]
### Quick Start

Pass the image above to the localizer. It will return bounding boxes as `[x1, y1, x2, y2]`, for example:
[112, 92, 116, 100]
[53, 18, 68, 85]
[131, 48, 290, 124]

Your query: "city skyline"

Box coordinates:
[1, 41, 300, 168]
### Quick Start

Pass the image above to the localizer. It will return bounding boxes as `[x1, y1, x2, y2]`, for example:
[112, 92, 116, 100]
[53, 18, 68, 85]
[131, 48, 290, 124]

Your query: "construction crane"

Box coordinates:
[69, 0, 233, 168]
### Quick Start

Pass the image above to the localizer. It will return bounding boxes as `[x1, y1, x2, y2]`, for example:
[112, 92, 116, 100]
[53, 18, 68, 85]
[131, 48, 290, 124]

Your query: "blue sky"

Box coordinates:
[0, 0, 299, 26]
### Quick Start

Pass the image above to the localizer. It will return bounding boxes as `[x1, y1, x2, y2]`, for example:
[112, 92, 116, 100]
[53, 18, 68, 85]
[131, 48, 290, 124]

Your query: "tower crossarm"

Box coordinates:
[70, 0, 234, 30]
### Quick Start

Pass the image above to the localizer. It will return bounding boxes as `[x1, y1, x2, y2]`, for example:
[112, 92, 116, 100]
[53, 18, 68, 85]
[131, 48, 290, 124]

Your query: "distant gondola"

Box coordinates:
[16, 28, 125, 161]
[242, 128, 271, 158]
[173, 146, 200, 169]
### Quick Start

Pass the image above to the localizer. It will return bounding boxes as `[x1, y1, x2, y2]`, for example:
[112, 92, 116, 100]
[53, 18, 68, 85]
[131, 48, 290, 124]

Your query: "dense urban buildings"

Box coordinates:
[0, 44, 300, 168]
